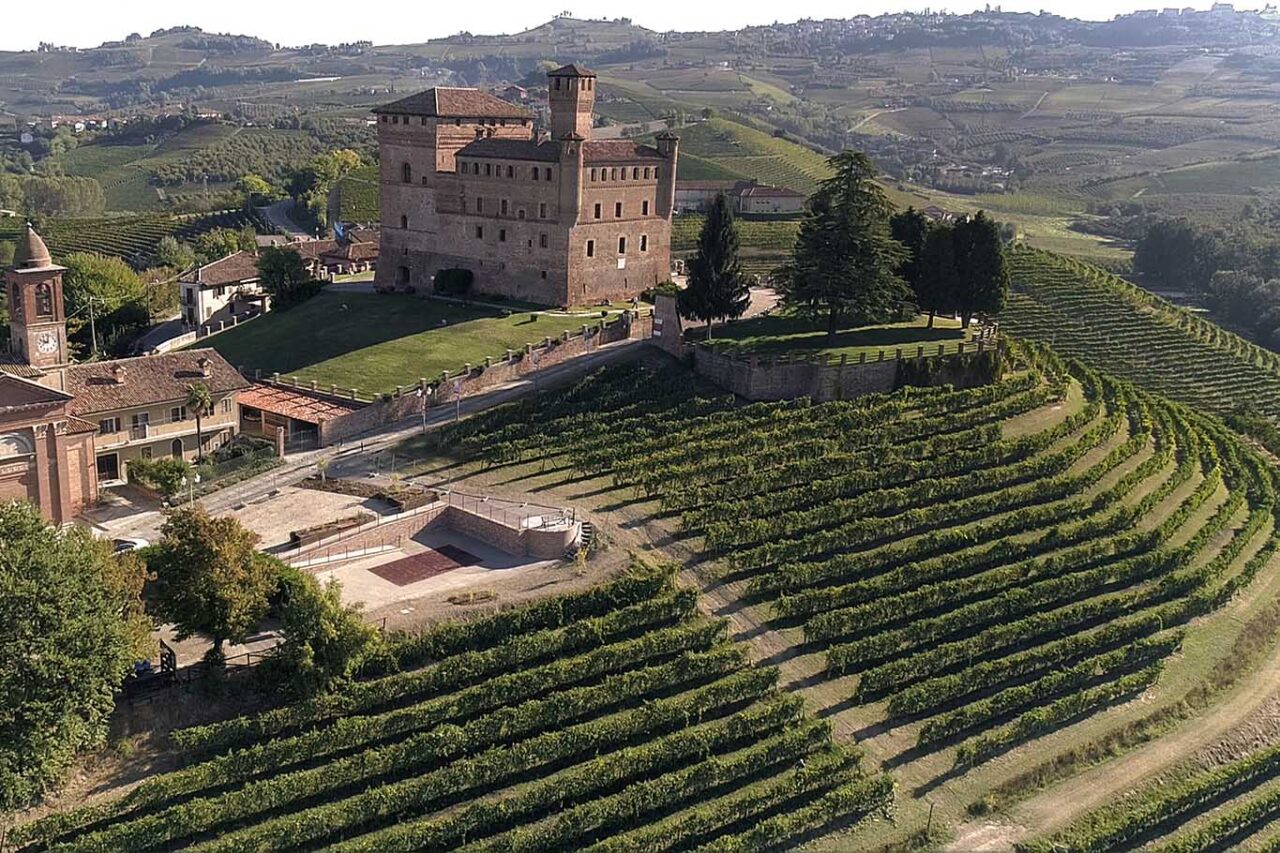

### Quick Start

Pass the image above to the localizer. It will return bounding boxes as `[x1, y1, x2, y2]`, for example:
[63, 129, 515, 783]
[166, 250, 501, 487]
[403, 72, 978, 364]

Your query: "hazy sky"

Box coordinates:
[3, 0, 1268, 52]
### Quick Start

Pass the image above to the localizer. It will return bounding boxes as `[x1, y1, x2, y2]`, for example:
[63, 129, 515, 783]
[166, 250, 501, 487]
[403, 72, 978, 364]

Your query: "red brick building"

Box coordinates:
[375, 63, 678, 307]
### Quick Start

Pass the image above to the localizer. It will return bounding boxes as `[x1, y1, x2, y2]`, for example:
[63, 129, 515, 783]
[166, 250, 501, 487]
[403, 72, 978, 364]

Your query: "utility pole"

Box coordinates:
[87, 296, 99, 358]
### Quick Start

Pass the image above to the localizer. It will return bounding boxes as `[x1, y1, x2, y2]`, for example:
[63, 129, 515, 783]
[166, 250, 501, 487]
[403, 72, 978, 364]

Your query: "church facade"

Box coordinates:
[374, 64, 679, 307]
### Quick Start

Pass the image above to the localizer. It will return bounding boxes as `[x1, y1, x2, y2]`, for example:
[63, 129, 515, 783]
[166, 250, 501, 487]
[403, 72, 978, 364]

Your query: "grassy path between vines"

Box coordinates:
[949, 538, 1280, 851]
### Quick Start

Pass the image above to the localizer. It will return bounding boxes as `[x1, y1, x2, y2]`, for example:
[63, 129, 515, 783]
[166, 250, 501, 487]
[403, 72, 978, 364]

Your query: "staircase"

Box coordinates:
[565, 521, 596, 560]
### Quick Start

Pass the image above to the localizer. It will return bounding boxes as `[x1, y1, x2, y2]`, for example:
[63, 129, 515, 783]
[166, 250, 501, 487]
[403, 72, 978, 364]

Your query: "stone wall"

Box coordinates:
[690, 339, 998, 402]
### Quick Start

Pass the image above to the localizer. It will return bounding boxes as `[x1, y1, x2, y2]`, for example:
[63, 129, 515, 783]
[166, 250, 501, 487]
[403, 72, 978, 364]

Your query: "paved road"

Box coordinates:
[260, 200, 312, 238]
[88, 336, 651, 541]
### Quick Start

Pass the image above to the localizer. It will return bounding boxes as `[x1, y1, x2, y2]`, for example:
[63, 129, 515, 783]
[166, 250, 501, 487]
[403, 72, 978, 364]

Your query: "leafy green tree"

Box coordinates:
[154, 236, 196, 271]
[192, 228, 256, 266]
[259, 245, 321, 310]
[890, 206, 929, 297]
[773, 151, 909, 338]
[186, 382, 214, 462]
[918, 222, 959, 328]
[128, 455, 192, 499]
[678, 194, 751, 339]
[237, 173, 276, 204]
[61, 252, 149, 357]
[150, 506, 277, 664]
[267, 564, 386, 698]
[952, 211, 1010, 327]
[0, 502, 151, 811]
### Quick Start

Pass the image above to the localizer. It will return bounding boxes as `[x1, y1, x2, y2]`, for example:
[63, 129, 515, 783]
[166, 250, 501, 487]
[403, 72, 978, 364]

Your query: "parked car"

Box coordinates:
[112, 537, 150, 553]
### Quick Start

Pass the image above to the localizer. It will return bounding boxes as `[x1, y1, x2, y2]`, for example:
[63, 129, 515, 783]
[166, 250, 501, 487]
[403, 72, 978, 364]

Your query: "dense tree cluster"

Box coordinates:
[0, 503, 151, 811]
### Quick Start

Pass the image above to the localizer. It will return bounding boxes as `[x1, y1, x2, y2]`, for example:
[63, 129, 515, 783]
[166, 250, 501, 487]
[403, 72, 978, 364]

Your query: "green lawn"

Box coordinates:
[693, 312, 975, 360]
[204, 291, 597, 396]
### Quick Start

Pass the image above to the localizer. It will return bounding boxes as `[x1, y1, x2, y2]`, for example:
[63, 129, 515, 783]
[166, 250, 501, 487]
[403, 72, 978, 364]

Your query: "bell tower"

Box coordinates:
[548, 64, 597, 140]
[6, 224, 69, 369]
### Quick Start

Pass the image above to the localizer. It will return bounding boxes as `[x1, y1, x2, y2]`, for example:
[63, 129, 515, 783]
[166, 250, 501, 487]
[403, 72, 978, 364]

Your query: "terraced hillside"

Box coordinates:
[415, 350, 1279, 846]
[0, 210, 262, 270]
[1024, 738, 1280, 852]
[1001, 247, 1280, 420]
[12, 570, 891, 853]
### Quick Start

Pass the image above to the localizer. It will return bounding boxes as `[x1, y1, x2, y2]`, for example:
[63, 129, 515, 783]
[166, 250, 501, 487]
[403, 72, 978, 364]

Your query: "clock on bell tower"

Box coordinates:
[6, 224, 69, 370]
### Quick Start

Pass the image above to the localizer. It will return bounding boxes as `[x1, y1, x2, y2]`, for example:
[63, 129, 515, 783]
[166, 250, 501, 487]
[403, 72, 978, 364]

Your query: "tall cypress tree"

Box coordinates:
[774, 151, 908, 338]
[953, 211, 1010, 327]
[918, 222, 959, 328]
[678, 193, 751, 339]
[890, 206, 929, 299]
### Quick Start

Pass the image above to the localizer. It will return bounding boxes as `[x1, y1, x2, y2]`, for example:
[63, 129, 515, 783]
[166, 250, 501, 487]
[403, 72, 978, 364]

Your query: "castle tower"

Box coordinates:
[548, 63, 597, 141]
[6, 224, 69, 369]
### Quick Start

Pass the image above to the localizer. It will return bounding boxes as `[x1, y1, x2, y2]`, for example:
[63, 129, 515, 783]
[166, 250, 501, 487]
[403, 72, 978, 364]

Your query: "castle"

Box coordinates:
[374, 64, 679, 307]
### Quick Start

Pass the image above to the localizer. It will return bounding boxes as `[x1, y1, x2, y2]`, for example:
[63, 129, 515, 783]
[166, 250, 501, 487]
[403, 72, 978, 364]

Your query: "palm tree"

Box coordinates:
[186, 382, 214, 463]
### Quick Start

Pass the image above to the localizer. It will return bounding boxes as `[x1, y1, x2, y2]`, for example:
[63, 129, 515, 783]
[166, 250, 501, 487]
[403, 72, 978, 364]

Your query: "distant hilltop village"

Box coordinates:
[374, 63, 678, 308]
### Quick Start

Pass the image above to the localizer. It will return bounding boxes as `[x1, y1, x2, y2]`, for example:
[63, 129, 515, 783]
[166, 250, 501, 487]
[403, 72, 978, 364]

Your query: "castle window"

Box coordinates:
[539, 202, 547, 219]
[633, 167, 640, 180]
[642, 200, 650, 216]
[540, 233, 548, 248]
[476, 225, 484, 239]
[641, 235, 648, 252]
[615, 202, 622, 218]
[644, 167, 651, 179]
[555, 78, 561, 90]
[586, 240, 594, 258]
[400, 214, 408, 229]
[402, 162, 412, 183]
[541, 270, 547, 279]
[476, 197, 483, 213]
[518, 209, 526, 219]
[591, 168, 597, 181]
[392, 115, 398, 124]
[522, 119, 529, 126]
[499, 229, 507, 243]
[544, 168, 551, 180]
[500, 119, 506, 127]
[610, 168, 617, 180]
[501, 199, 509, 216]
[455, 118, 462, 126]
[531, 169, 538, 182]
[421, 117, 428, 125]
[593, 203, 601, 220]
[618, 236, 627, 254]
[485, 163, 492, 176]
[507, 165, 514, 178]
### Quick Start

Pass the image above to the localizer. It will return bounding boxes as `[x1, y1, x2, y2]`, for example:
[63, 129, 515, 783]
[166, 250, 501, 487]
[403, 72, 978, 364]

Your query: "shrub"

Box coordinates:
[128, 456, 191, 498]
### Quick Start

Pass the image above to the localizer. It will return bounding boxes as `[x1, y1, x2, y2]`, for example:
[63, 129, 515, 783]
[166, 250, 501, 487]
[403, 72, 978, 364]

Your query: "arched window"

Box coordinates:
[34, 283, 52, 316]
[400, 215, 408, 230]
[401, 162, 412, 184]
[170, 438, 184, 458]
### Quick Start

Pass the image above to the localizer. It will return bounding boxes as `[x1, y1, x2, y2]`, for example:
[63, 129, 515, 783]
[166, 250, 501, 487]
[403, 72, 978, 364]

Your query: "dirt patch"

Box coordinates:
[370, 545, 481, 586]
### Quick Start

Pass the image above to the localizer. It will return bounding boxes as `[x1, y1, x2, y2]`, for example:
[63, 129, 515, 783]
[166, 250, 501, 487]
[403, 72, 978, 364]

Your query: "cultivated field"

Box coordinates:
[9, 568, 893, 852]
[391, 345, 1279, 847]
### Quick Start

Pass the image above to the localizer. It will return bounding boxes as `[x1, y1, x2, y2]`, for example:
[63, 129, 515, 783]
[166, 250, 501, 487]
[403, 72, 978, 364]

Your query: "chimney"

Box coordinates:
[197, 356, 212, 377]
[109, 364, 126, 384]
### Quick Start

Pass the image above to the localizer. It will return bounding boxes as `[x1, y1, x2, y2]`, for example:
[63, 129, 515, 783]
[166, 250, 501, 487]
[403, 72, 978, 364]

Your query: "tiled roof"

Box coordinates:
[345, 227, 380, 244]
[63, 349, 249, 416]
[66, 415, 97, 435]
[286, 240, 339, 261]
[548, 63, 596, 77]
[456, 137, 560, 163]
[323, 242, 379, 263]
[0, 373, 72, 413]
[0, 353, 47, 380]
[374, 88, 533, 119]
[190, 251, 260, 288]
[239, 383, 363, 424]
[582, 140, 666, 164]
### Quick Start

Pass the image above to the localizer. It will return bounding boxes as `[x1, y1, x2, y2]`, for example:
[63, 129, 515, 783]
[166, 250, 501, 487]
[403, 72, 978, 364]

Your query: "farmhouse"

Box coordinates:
[1, 225, 248, 520]
[675, 179, 805, 215]
[180, 251, 263, 330]
[375, 63, 679, 307]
